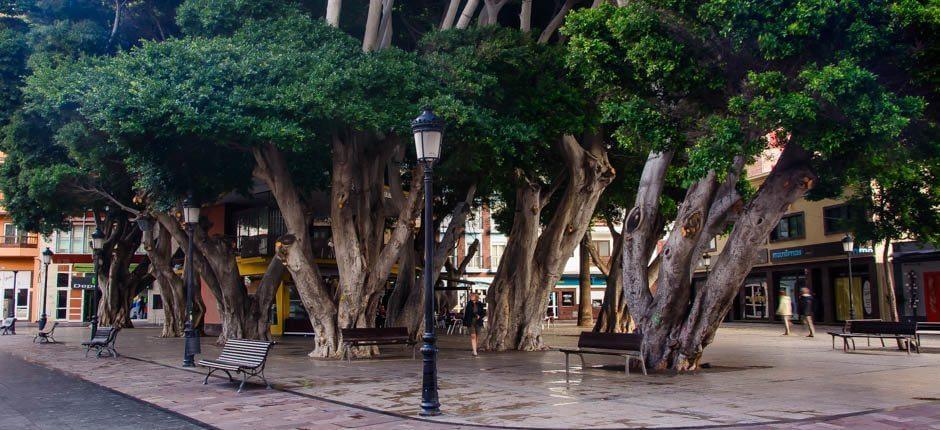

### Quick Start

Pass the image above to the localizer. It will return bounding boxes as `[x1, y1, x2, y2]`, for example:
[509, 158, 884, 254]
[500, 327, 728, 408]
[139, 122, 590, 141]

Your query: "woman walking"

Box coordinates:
[462, 293, 486, 356]
[776, 289, 793, 335]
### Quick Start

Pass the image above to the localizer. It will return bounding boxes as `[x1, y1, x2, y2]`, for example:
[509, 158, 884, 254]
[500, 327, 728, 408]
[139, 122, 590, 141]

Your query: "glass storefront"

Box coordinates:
[743, 279, 768, 319]
[775, 274, 803, 320]
[834, 276, 864, 321]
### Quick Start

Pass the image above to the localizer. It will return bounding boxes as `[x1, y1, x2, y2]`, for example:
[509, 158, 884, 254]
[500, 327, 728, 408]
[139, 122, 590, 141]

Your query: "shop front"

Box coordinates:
[893, 241, 940, 322]
[724, 242, 879, 324]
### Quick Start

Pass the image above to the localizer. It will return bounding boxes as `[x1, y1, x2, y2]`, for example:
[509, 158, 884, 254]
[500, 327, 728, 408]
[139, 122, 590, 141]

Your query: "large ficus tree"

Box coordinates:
[564, 0, 938, 371]
[0, 0, 180, 329]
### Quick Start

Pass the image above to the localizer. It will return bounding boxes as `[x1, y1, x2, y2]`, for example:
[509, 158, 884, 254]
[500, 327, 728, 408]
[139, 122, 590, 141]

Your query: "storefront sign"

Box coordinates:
[770, 241, 874, 263]
[70, 275, 96, 290]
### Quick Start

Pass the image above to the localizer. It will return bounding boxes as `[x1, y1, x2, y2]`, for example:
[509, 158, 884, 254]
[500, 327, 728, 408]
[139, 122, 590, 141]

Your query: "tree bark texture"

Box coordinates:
[484, 134, 615, 351]
[97, 214, 151, 329]
[578, 232, 594, 327]
[624, 145, 817, 371]
[144, 222, 186, 338]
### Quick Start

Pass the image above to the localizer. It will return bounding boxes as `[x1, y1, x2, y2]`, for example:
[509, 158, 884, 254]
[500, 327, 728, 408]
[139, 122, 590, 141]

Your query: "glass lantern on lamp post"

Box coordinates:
[89, 228, 105, 337]
[412, 108, 444, 417]
[841, 233, 856, 320]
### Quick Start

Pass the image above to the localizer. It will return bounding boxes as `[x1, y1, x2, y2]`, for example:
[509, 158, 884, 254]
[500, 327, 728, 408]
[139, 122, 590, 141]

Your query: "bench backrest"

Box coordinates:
[218, 339, 274, 368]
[91, 327, 119, 343]
[917, 322, 940, 332]
[342, 327, 409, 342]
[848, 320, 916, 335]
[1, 317, 14, 327]
[40, 321, 58, 334]
[577, 332, 643, 351]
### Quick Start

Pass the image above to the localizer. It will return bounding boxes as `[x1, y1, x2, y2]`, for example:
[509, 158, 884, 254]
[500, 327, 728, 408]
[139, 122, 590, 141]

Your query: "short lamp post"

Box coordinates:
[841, 233, 856, 320]
[89, 228, 105, 337]
[702, 253, 712, 278]
[38, 248, 53, 330]
[412, 108, 444, 417]
[182, 198, 201, 367]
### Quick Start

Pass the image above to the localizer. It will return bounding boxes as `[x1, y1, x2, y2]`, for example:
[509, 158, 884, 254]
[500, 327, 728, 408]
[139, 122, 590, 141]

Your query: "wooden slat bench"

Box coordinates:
[341, 327, 416, 361]
[33, 322, 58, 344]
[559, 332, 646, 383]
[0, 317, 15, 335]
[916, 322, 940, 347]
[198, 339, 274, 393]
[827, 320, 918, 354]
[82, 327, 120, 358]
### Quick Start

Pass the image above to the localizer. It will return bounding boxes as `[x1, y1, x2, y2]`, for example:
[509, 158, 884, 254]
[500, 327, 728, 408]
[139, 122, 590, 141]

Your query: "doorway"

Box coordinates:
[743, 280, 768, 319]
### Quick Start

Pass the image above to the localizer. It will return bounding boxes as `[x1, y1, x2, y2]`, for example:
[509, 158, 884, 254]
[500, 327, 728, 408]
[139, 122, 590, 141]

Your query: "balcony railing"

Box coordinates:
[0, 235, 38, 248]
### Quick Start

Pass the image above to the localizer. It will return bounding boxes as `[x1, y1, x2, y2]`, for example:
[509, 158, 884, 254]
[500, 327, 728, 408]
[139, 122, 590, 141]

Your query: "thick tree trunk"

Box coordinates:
[578, 232, 593, 327]
[485, 134, 615, 350]
[627, 144, 816, 371]
[622, 150, 675, 328]
[593, 218, 630, 333]
[145, 223, 185, 338]
[97, 216, 144, 329]
[481, 176, 541, 351]
[253, 143, 338, 357]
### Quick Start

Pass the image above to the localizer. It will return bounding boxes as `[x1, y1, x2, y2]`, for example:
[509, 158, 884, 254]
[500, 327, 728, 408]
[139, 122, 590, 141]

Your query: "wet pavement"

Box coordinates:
[2, 323, 939, 429]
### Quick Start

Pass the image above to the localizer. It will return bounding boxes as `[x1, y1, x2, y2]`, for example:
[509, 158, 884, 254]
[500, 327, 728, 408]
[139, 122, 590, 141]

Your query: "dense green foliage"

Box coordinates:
[564, 0, 939, 243]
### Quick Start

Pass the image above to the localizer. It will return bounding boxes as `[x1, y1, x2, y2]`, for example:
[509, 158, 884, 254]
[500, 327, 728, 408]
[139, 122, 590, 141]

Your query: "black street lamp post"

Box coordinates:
[38, 248, 53, 330]
[412, 108, 444, 417]
[182, 199, 201, 367]
[841, 233, 856, 320]
[90, 228, 105, 337]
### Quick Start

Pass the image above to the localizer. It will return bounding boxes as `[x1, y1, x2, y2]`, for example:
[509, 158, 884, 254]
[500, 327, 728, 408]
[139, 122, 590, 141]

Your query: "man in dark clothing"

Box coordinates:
[463, 293, 486, 356]
[799, 287, 816, 337]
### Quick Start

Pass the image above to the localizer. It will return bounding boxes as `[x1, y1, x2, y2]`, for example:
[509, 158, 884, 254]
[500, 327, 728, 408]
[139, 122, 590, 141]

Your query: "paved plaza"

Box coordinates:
[1, 323, 939, 429]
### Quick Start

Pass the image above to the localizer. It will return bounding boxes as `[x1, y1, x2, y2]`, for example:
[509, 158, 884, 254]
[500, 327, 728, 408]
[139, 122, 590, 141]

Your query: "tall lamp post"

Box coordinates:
[182, 198, 201, 367]
[841, 233, 856, 320]
[89, 228, 105, 337]
[412, 108, 444, 417]
[38, 248, 53, 330]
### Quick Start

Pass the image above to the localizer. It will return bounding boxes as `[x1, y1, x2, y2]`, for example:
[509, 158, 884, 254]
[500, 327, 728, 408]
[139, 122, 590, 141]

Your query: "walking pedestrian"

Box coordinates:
[776, 289, 793, 335]
[799, 287, 816, 337]
[462, 293, 486, 356]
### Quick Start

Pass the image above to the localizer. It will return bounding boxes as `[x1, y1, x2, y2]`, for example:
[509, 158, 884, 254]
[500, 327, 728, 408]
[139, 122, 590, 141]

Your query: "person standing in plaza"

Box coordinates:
[463, 293, 486, 356]
[799, 287, 816, 337]
[776, 289, 793, 335]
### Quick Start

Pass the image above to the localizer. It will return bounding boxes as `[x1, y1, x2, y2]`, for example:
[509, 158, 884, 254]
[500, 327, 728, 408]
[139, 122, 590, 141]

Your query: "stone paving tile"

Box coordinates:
[3, 324, 940, 429]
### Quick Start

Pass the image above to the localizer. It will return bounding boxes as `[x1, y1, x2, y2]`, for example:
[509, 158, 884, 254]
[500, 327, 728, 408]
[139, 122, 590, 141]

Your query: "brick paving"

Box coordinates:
[2, 324, 939, 429]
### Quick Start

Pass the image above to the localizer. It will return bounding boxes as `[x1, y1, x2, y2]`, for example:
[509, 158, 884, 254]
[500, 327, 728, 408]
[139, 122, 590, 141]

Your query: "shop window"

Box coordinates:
[152, 294, 163, 310]
[15, 288, 28, 312]
[770, 213, 805, 242]
[56, 290, 68, 319]
[561, 291, 574, 306]
[56, 273, 69, 289]
[823, 204, 858, 235]
[592, 299, 603, 308]
[546, 292, 558, 318]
